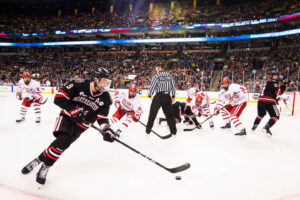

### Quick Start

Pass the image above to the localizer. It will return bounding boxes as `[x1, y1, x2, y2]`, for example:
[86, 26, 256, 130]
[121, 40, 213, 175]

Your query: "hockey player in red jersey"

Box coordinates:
[214, 77, 247, 136]
[110, 84, 143, 135]
[21, 67, 117, 186]
[16, 72, 44, 123]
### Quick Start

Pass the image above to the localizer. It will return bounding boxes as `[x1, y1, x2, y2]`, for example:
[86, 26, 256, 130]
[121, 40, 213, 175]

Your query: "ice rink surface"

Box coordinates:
[1, 92, 300, 200]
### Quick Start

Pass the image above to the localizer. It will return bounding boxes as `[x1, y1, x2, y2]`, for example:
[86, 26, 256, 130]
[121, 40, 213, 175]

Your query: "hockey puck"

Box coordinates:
[175, 176, 181, 180]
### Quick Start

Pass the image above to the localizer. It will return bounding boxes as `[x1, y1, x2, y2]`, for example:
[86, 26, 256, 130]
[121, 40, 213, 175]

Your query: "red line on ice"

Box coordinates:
[275, 193, 300, 200]
[0, 182, 60, 200]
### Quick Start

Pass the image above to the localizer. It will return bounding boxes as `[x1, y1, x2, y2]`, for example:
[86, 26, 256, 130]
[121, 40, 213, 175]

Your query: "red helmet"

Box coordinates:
[196, 94, 203, 105]
[129, 84, 137, 92]
[22, 72, 30, 78]
[222, 77, 231, 84]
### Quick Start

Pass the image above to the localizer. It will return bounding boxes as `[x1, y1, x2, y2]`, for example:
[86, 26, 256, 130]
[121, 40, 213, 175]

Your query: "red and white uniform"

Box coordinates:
[189, 92, 211, 117]
[216, 84, 247, 130]
[110, 90, 143, 132]
[278, 94, 291, 114]
[16, 79, 43, 119]
[186, 87, 198, 103]
[279, 94, 290, 104]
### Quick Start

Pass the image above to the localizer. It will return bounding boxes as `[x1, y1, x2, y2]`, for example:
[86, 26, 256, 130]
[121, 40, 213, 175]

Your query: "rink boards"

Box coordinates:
[1, 85, 299, 107]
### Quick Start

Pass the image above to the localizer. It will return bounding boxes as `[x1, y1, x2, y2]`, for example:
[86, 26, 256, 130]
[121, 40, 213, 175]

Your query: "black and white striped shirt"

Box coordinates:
[148, 71, 176, 98]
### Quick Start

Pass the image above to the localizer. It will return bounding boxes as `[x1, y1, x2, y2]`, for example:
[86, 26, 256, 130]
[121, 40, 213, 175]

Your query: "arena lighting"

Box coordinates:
[0, 28, 299, 47]
[0, 12, 299, 37]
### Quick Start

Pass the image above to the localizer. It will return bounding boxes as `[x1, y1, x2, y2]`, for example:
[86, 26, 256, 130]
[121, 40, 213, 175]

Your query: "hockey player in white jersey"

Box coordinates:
[278, 93, 292, 116]
[184, 84, 199, 124]
[214, 77, 247, 136]
[110, 84, 143, 135]
[188, 91, 214, 128]
[186, 84, 199, 103]
[16, 72, 44, 123]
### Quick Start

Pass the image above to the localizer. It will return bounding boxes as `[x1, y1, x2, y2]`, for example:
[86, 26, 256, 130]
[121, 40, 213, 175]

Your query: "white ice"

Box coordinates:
[1, 92, 300, 200]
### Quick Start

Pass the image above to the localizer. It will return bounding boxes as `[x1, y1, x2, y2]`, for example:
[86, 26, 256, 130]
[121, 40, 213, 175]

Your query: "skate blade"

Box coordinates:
[261, 129, 272, 137]
[37, 183, 45, 189]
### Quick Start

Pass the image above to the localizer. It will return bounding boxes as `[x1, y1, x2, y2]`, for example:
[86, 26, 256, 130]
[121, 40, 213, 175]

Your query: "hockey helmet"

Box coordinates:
[222, 77, 231, 84]
[195, 94, 203, 105]
[22, 72, 30, 78]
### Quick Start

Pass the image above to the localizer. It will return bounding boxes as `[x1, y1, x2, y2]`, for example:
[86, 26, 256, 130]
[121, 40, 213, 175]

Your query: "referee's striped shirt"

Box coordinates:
[148, 71, 176, 98]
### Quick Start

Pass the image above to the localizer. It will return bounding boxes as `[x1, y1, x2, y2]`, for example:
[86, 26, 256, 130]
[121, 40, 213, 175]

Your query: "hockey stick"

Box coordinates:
[27, 97, 48, 105]
[125, 111, 172, 139]
[91, 124, 190, 174]
[183, 104, 227, 131]
[38, 97, 48, 105]
[210, 101, 217, 104]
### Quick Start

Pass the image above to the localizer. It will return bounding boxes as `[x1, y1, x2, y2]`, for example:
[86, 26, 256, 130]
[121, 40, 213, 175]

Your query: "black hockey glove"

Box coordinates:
[100, 124, 119, 143]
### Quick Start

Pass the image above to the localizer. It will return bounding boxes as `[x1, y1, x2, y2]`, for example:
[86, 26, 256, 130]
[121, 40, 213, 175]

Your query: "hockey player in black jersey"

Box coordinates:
[21, 67, 117, 186]
[158, 101, 205, 129]
[252, 72, 287, 135]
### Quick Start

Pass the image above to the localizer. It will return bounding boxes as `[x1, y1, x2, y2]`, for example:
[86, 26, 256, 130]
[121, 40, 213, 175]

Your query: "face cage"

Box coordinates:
[96, 78, 111, 91]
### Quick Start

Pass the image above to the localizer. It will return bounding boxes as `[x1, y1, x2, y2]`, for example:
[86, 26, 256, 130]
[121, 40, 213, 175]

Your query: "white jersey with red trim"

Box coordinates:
[17, 79, 42, 99]
[188, 92, 211, 116]
[279, 94, 290, 103]
[187, 87, 197, 99]
[218, 84, 247, 106]
[114, 90, 143, 116]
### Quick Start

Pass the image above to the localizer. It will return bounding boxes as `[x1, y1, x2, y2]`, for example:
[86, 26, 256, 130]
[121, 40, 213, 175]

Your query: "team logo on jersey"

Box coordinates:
[80, 92, 87, 97]
[95, 98, 104, 106]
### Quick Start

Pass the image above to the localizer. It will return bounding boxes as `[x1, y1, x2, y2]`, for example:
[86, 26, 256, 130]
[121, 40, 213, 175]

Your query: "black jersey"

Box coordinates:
[54, 80, 112, 130]
[258, 80, 286, 104]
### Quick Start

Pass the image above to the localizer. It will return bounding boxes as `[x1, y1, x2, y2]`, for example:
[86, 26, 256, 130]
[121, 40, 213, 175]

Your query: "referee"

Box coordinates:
[146, 66, 177, 135]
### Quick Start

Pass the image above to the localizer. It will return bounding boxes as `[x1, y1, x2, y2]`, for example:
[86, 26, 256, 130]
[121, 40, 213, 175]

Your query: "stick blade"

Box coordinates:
[167, 163, 191, 173]
[40, 97, 48, 105]
[183, 128, 194, 131]
[160, 133, 173, 139]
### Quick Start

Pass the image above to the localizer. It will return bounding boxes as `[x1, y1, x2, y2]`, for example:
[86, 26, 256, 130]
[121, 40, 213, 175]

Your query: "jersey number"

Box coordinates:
[66, 84, 73, 90]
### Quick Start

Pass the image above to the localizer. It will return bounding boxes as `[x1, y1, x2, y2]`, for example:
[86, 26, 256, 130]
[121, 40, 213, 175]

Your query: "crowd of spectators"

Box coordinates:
[1, 46, 299, 93]
[218, 47, 300, 92]
[0, 0, 299, 34]
[0, 51, 217, 91]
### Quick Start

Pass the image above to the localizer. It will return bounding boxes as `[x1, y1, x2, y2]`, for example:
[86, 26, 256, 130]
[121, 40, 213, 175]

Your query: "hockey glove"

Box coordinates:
[133, 113, 140, 122]
[16, 92, 22, 100]
[100, 124, 118, 143]
[214, 107, 220, 115]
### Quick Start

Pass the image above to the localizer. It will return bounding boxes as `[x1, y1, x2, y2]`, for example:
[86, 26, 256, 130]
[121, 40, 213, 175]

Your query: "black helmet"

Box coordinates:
[271, 71, 279, 77]
[93, 67, 110, 80]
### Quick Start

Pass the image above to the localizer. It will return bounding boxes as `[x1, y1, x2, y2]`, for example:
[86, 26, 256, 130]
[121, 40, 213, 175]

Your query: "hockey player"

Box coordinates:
[158, 101, 185, 125]
[252, 72, 287, 135]
[278, 93, 292, 116]
[110, 84, 143, 135]
[186, 92, 214, 128]
[21, 67, 117, 186]
[159, 92, 214, 128]
[16, 72, 44, 123]
[186, 84, 199, 103]
[214, 77, 247, 136]
[184, 84, 199, 124]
